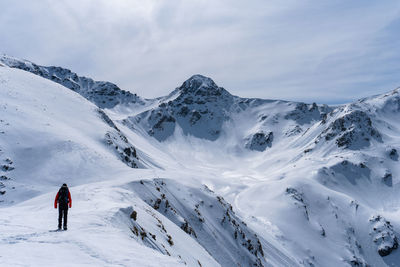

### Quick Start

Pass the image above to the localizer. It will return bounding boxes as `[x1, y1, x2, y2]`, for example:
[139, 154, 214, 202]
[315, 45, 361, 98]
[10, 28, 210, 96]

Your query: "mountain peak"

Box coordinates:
[178, 74, 231, 98]
[184, 74, 217, 88]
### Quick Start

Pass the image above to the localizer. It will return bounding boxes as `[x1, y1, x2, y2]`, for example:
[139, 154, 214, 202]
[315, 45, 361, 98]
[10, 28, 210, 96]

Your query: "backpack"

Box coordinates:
[58, 187, 69, 205]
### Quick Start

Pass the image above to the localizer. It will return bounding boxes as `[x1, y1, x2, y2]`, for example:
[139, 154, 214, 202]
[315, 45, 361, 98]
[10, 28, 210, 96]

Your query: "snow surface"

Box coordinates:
[1, 58, 400, 267]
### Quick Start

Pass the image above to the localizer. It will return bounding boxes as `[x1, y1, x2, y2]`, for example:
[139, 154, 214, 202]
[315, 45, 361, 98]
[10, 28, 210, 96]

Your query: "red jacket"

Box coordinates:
[54, 190, 72, 209]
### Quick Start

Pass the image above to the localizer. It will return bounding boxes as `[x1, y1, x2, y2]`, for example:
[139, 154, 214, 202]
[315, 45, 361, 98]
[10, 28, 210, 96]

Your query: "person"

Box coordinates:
[54, 183, 72, 230]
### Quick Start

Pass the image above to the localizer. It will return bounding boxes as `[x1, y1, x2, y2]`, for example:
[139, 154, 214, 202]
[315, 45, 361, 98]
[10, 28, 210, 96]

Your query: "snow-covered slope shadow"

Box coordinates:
[122, 178, 268, 267]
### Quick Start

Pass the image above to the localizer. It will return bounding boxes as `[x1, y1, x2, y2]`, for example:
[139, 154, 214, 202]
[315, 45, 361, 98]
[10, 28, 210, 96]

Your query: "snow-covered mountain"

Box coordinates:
[1, 55, 400, 266]
[123, 74, 332, 146]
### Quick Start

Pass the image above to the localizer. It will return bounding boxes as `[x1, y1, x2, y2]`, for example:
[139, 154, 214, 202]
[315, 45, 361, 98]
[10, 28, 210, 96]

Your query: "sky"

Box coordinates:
[1, 0, 400, 104]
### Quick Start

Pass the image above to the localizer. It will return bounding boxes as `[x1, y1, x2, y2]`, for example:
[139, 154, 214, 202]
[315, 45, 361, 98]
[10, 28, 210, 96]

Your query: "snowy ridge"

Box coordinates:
[0, 54, 146, 109]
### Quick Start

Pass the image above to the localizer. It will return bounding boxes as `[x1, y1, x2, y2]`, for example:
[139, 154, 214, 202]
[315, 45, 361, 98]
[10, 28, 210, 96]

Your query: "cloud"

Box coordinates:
[0, 0, 399, 104]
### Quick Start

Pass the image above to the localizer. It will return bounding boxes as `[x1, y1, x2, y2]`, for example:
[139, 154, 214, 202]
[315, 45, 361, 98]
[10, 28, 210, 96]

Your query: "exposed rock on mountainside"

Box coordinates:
[0, 157, 14, 198]
[388, 148, 398, 161]
[97, 109, 141, 168]
[318, 110, 382, 149]
[245, 131, 274, 151]
[0, 55, 145, 109]
[285, 102, 330, 125]
[382, 172, 393, 187]
[105, 131, 139, 168]
[125, 75, 235, 141]
[369, 215, 398, 257]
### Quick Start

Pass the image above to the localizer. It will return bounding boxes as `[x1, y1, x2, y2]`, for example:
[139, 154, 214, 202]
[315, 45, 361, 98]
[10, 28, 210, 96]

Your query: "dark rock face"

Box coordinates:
[318, 110, 382, 149]
[125, 75, 235, 141]
[0, 158, 14, 199]
[97, 109, 141, 168]
[382, 172, 393, 187]
[129, 179, 266, 267]
[285, 102, 331, 125]
[0, 56, 143, 109]
[388, 148, 398, 161]
[369, 215, 398, 257]
[105, 131, 139, 168]
[178, 75, 224, 97]
[105, 130, 139, 168]
[245, 132, 274, 151]
[146, 111, 176, 141]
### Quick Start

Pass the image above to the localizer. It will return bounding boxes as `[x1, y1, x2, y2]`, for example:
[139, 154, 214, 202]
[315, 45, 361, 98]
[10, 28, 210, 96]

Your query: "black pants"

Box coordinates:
[58, 207, 68, 229]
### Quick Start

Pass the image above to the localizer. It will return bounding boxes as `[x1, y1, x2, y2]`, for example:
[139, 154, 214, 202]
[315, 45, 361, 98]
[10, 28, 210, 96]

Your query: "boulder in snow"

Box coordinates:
[245, 131, 274, 151]
[369, 215, 398, 257]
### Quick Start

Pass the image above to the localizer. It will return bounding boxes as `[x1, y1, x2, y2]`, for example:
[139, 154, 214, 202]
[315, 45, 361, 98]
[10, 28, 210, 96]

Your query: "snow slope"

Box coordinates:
[0, 65, 146, 204]
[1, 56, 400, 267]
[112, 75, 400, 266]
[0, 176, 189, 267]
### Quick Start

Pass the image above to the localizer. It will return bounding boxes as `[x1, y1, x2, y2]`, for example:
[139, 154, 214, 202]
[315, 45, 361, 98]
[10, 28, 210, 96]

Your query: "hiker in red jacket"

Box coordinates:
[54, 183, 72, 230]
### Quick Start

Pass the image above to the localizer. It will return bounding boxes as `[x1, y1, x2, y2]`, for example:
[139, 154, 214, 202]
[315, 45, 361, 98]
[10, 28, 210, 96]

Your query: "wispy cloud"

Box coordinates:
[1, 0, 399, 104]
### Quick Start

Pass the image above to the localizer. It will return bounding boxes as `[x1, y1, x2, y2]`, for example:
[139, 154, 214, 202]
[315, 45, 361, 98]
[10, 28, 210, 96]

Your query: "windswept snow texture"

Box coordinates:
[0, 55, 146, 109]
[2, 55, 400, 267]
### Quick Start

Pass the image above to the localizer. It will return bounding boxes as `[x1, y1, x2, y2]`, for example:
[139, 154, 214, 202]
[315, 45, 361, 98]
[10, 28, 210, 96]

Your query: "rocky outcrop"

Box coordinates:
[285, 102, 331, 125]
[318, 110, 382, 149]
[369, 215, 398, 257]
[245, 131, 274, 151]
[125, 75, 235, 141]
[0, 157, 14, 199]
[97, 109, 141, 168]
[388, 148, 398, 161]
[105, 131, 139, 168]
[382, 172, 393, 187]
